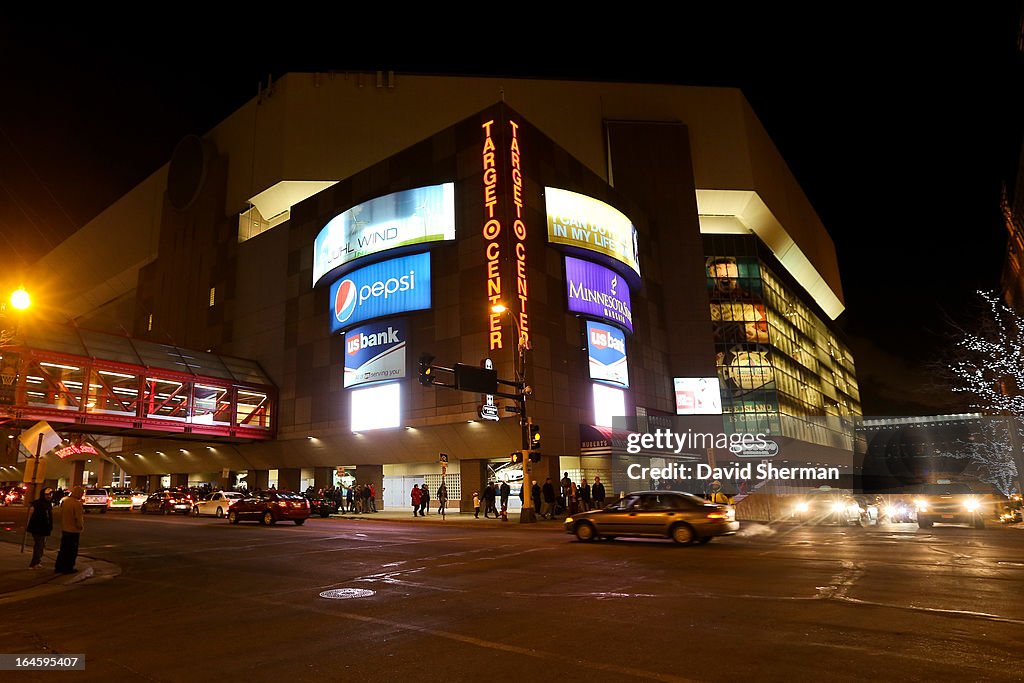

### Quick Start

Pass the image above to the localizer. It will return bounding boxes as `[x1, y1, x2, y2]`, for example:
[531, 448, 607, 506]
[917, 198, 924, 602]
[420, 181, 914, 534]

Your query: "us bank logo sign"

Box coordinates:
[345, 320, 407, 388]
[329, 252, 431, 333]
[586, 321, 629, 387]
[565, 256, 633, 334]
[313, 183, 455, 287]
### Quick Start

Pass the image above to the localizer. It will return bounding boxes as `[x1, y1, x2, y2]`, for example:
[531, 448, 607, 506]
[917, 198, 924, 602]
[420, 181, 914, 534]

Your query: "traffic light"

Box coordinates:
[529, 423, 541, 450]
[510, 451, 523, 464]
[528, 451, 541, 463]
[418, 353, 435, 386]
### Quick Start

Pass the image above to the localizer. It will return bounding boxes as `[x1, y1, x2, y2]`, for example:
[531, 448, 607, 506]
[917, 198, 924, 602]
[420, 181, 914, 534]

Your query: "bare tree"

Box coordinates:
[935, 419, 1019, 497]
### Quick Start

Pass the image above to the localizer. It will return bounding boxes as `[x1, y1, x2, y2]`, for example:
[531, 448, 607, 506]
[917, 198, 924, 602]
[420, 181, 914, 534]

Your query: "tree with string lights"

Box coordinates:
[946, 290, 1024, 496]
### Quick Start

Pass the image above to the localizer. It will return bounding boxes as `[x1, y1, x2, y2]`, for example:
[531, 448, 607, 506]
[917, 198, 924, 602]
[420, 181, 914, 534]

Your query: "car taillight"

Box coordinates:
[707, 512, 728, 519]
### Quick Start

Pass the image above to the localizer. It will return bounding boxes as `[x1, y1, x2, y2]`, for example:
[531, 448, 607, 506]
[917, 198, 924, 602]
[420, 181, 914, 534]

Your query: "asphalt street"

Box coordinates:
[1, 513, 1022, 682]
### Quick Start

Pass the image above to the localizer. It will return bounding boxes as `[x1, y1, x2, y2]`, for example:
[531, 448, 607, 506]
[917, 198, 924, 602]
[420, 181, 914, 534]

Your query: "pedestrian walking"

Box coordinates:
[532, 481, 541, 514]
[473, 490, 481, 518]
[541, 478, 556, 519]
[483, 483, 497, 518]
[437, 481, 448, 518]
[419, 483, 430, 516]
[27, 487, 54, 569]
[54, 485, 85, 575]
[580, 478, 592, 512]
[499, 480, 510, 518]
[411, 483, 422, 516]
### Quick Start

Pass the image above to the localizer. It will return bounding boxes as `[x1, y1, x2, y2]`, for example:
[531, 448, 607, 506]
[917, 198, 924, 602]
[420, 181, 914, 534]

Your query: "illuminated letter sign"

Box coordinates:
[510, 120, 529, 350]
[545, 187, 640, 278]
[586, 321, 629, 387]
[344, 319, 408, 388]
[565, 256, 633, 333]
[313, 183, 455, 287]
[329, 253, 431, 333]
[482, 120, 503, 351]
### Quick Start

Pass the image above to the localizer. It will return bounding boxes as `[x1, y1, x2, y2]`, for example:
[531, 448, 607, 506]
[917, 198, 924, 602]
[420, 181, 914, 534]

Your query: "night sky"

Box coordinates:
[2, 10, 1022, 416]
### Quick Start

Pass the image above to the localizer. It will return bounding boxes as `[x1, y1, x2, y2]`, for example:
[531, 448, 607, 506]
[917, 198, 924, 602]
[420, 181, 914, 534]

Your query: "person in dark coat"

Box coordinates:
[499, 481, 511, 516]
[483, 483, 497, 518]
[532, 481, 542, 514]
[541, 478, 556, 519]
[419, 483, 430, 516]
[592, 476, 607, 509]
[27, 487, 54, 569]
[54, 485, 85, 574]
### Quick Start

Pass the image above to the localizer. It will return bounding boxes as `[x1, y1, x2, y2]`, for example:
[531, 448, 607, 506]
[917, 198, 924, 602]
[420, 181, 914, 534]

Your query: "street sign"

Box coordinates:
[439, 453, 449, 464]
[22, 458, 46, 484]
[19, 421, 62, 458]
[479, 404, 500, 420]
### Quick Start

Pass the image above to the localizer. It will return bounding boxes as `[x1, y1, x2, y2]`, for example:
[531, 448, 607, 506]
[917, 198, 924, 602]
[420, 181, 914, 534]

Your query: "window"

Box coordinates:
[209, 287, 216, 307]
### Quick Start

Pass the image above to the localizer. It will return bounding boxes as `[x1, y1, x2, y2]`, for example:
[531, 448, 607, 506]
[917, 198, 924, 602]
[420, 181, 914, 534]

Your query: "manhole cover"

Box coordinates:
[319, 588, 375, 600]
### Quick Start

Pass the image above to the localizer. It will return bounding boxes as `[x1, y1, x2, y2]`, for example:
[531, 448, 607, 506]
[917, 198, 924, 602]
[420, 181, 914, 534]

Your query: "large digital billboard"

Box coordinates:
[586, 321, 629, 387]
[674, 377, 723, 415]
[351, 382, 401, 431]
[565, 256, 633, 333]
[313, 183, 455, 287]
[329, 253, 431, 333]
[345, 319, 408, 388]
[545, 187, 639, 278]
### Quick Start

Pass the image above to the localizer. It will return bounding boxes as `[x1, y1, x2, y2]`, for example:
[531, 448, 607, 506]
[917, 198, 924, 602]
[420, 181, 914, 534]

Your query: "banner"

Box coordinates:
[586, 321, 629, 387]
[565, 256, 633, 333]
[345, 320, 408, 388]
[329, 253, 431, 333]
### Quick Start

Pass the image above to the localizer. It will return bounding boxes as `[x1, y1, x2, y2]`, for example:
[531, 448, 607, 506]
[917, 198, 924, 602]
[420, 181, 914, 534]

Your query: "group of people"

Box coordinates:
[471, 480, 512, 519]
[410, 482, 448, 516]
[26, 484, 84, 574]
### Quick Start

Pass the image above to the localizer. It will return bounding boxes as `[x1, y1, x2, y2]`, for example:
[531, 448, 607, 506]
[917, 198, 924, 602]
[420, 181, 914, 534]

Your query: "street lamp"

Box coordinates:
[491, 303, 537, 523]
[9, 287, 30, 311]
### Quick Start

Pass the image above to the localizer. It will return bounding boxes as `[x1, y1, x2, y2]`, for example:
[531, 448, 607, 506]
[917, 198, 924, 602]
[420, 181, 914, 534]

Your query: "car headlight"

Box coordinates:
[795, 502, 809, 513]
[964, 499, 980, 512]
[564, 517, 574, 525]
[884, 506, 896, 517]
[832, 502, 846, 513]
[915, 499, 927, 512]
[848, 504, 862, 514]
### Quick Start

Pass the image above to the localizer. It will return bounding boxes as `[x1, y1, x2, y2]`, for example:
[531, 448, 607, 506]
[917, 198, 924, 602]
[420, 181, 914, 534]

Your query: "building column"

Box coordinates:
[71, 461, 86, 487]
[247, 469, 269, 492]
[313, 467, 333, 491]
[459, 459, 489, 514]
[170, 473, 188, 488]
[218, 470, 236, 491]
[94, 460, 113, 487]
[132, 474, 148, 490]
[277, 467, 301, 492]
[147, 475, 163, 492]
[354, 464, 383, 511]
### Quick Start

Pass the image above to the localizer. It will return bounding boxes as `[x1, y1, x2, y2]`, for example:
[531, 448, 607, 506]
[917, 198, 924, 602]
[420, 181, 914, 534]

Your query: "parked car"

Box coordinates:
[192, 491, 246, 518]
[788, 487, 874, 526]
[227, 491, 310, 526]
[564, 490, 738, 544]
[140, 489, 194, 515]
[305, 494, 341, 518]
[82, 488, 111, 513]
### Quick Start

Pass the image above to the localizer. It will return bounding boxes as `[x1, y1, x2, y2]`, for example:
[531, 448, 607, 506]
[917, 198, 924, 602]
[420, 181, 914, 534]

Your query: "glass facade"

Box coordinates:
[704, 235, 861, 449]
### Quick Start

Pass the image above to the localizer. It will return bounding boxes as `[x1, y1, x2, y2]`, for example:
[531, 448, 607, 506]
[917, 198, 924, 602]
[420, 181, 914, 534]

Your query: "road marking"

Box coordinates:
[319, 588, 374, 600]
[815, 560, 863, 599]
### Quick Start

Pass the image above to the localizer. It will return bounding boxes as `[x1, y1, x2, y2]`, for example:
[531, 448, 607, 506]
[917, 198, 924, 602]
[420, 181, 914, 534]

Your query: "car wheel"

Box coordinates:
[216, 507, 224, 518]
[918, 518, 933, 529]
[670, 523, 695, 545]
[192, 506, 200, 517]
[228, 510, 239, 524]
[697, 536, 712, 545]
[320, 511, 330, 518]
[574, 522, 596, 542]
[294, 519, 306, 526]
[262, 510, 275, 526]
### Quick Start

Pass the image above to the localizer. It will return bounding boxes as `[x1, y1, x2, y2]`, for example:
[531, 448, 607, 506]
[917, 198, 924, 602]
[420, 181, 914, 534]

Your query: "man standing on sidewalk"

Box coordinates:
[499, 480, 511, 520]
[592, 476, 606, 509]
[54, 485, 84, 574]
[411, 483, 422, 517]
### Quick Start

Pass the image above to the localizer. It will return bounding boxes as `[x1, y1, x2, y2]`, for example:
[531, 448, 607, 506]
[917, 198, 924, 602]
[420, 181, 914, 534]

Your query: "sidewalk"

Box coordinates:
[0, 510, 120, 604]
[333, 508, 568, 530]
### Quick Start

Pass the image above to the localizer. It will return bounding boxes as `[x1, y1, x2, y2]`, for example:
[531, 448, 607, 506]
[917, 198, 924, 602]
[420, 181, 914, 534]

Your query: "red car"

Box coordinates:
[227, 491, 310, 526]
[140, 489, 194, 515]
